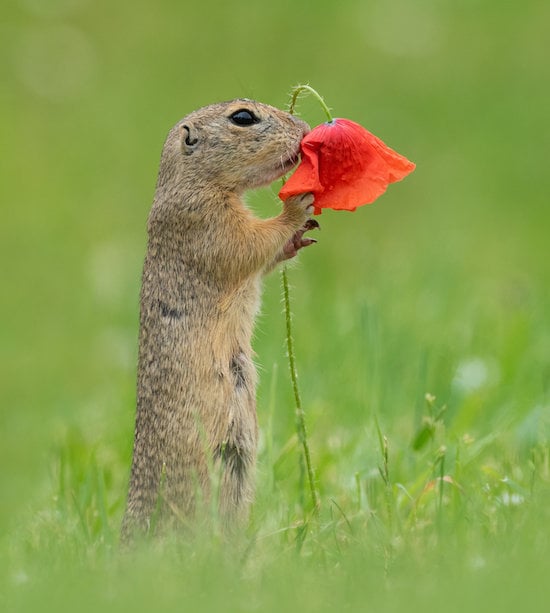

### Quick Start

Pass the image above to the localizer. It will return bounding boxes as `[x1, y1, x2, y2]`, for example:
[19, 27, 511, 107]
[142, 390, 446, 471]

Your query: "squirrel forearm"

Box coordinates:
[204, 194, 313, 283]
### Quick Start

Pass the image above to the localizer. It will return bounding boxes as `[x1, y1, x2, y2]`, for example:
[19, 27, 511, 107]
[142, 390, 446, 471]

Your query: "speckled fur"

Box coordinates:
[121, 100, 312, 540]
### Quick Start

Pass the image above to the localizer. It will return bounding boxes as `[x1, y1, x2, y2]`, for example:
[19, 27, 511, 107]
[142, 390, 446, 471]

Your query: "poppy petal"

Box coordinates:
[279, 118, 415, 214]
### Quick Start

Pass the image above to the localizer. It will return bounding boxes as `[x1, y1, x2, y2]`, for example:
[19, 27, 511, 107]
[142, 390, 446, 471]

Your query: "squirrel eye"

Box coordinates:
[229, 109, 260, 126]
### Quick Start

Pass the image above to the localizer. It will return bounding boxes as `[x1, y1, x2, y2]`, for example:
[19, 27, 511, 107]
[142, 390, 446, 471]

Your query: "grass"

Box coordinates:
[1, 0, 550, 611]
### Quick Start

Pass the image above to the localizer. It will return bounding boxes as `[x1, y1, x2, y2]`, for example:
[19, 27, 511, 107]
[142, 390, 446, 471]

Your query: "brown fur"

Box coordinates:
[121, 99, 313, 540]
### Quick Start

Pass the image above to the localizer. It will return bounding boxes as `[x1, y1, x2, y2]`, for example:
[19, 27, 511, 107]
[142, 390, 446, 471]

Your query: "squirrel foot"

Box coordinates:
[280, 218, 320, 261]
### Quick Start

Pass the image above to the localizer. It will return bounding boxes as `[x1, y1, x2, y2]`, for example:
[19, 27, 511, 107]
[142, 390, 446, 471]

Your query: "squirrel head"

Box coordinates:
[155, 99, 309, 200]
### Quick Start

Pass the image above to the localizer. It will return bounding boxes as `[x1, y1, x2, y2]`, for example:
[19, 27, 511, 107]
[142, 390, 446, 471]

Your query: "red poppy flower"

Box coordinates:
[279, 118, 415, 215]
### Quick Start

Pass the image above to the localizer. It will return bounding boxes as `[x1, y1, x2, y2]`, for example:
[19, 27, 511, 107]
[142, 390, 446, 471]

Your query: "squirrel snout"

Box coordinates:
[289, 114, 310, 137]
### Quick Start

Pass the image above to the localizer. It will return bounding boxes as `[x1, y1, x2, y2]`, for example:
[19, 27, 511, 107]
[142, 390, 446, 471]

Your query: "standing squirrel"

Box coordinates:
[121, 99, 317, 540]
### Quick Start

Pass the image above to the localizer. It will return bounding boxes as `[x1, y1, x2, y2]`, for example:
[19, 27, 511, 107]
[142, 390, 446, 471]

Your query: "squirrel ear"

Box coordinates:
[180, 123, 199, 155]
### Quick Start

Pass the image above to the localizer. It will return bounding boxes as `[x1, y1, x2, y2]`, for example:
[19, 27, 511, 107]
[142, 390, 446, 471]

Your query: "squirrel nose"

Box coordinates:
[290, 114, 310, 136]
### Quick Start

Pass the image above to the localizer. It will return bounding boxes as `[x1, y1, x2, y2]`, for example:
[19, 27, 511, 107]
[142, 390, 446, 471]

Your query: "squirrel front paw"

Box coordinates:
[282, 192, 315, 226]
[277, 218, 320, 262]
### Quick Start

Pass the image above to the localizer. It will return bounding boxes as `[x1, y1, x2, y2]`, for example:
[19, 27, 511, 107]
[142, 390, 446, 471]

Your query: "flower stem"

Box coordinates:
[281, 84, 326, 522]
[281, 265, 320, 519]
[289, 84, 333, 123]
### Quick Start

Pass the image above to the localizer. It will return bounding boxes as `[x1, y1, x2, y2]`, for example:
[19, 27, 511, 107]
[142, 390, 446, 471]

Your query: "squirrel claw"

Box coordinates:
[279, 222, 319, 261]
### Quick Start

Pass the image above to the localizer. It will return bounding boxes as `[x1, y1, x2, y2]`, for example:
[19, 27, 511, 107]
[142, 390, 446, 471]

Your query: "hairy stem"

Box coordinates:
[288, 84, 334, 123]
[281, 265, 320, 518]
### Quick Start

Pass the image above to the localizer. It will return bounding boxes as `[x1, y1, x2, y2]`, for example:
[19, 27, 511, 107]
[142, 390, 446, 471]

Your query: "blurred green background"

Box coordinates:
[1, 0, 549, 610]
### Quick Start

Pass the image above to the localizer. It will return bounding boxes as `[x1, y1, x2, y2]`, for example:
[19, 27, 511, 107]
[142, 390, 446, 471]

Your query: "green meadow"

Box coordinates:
[1, 0, 549, 611]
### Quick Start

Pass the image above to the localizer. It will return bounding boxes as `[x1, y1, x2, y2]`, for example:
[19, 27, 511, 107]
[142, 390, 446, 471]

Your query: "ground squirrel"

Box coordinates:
[121, 99, 317, 540]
